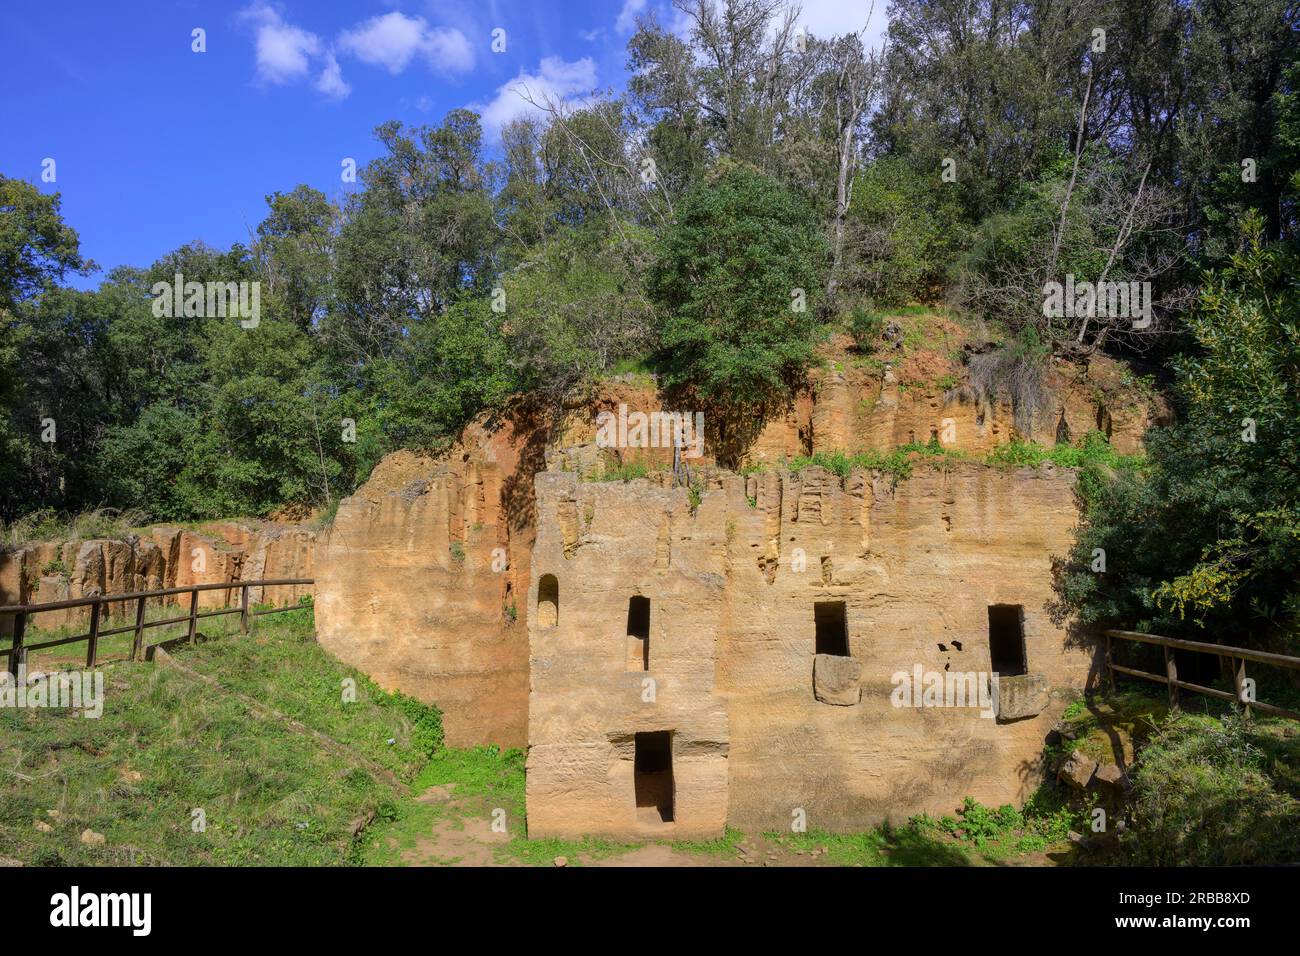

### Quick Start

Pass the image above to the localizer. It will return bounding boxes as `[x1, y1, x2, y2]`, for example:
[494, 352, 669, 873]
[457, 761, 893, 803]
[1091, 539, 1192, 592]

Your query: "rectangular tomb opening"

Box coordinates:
[988, 604, 1027, 676]
[627, 595, 650, 671]
[634, 730, 674, 824]
[814, 601, 849, 656]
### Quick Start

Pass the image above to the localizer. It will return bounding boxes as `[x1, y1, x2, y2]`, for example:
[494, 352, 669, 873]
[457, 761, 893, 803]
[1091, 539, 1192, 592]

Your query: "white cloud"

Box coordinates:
[423, 27, 475, 74]
[338, 11, 474, 76]
[474, 56, 599, 138]
[615, 0, 648, 34]
[794, 0, 890, 48]
[239, 3, 350, 99]
[315, 51, 351, 100]
[241, 2, 321, 84]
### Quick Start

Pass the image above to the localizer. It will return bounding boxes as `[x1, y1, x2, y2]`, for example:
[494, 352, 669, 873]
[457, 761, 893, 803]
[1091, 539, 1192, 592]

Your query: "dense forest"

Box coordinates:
[1, 0, 1297, 645]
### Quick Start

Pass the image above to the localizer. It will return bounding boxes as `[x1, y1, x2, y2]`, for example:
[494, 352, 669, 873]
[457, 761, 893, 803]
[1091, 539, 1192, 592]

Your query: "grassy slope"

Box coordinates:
[0, 611, 430, 866]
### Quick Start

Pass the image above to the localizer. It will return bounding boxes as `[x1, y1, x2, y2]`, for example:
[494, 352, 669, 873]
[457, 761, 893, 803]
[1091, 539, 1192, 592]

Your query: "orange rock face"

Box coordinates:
[0, 521, 315, 632]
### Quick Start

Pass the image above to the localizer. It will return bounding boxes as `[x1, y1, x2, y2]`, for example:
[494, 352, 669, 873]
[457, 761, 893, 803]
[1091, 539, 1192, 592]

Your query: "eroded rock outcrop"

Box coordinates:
[0, 521, 315, 634]
[315, 417, 545, 748]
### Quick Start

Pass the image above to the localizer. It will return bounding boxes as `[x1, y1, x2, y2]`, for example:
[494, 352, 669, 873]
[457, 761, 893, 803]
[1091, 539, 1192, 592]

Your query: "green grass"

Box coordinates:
[584, 460, 650, 483]
[985, 431, 1142, 471]
[765, 821, 978, 866]
[173, 608, 442, 781]
[0, 612, 424, 866]
[783, 439, 964, 482]
[672, 825, 746, 857]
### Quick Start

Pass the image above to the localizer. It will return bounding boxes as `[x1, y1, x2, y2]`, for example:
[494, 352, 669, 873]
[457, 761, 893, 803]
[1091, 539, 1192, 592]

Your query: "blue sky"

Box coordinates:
[1, 1, 887, 289]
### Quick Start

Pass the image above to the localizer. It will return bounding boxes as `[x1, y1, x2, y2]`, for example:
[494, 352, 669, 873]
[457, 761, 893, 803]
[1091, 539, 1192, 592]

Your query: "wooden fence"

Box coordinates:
[1105, 628, 1300, 720]
[0, 578, 314, 676]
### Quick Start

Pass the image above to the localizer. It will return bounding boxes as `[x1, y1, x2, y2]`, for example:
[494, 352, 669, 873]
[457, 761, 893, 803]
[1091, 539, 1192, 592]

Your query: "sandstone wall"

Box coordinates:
[526, 473, 730, 841]
[526, 461, 1094, 838]
[0, 521, 315, 634]
[314, 415, 545, 748]
[721, 462, 1092, 832]
[746, 354, 1166, 466]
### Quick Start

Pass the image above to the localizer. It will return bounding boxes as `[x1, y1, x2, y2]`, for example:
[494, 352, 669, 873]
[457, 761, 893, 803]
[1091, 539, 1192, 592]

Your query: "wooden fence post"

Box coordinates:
[1165, 645, 1179, 710]
[8, 610, 25, 678]
[131, 595, 147, 662]
[86, 602, 101, 668]
[187, 589, 199, 643]
[240, 584, 250, 635]
[1105, 633, 1115, 692]
[1233, 657, 1251, 719]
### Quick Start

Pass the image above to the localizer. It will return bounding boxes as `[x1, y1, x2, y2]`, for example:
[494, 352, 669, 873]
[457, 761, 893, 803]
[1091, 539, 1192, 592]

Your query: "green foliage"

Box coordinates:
[787, 448, 916, 481]
[389, 691, 445, 759]
[1, 506, 148, 551]
[504, 222, 656, 404]
[586, 460, 649, 483]
[649, 166, 828, 441]
[848, 305, 885, 351]
[0, 174, 90, 311]
[985, 431, 1139, 472]
[843, 157, 968, 305]
[1053, 214, 1300, 645]
[1126, 713, 1300, 866]
[946, 797, 1023, 846]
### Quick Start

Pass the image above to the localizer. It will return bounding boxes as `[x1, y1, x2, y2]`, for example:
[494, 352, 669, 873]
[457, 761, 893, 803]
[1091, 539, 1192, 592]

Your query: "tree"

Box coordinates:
[0, 176, 92, 517]
[956, 151, 1184, 357]
[330, 113, 497, 364]
[843, 156, 967, 306]
[255, 185, 336, 330]
[502, 222, 655, 405]
[648, 165, 827, 459]
[1052, 212, 1300, 649]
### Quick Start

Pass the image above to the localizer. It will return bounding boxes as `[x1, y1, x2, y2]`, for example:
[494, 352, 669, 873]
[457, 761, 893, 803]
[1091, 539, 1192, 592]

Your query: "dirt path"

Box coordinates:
[381, 783, 849, 867]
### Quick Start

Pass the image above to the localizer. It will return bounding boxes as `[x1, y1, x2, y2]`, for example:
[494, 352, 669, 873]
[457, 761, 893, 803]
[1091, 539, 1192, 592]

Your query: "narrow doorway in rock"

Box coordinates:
[814, 601, 849, 656]
[537, 574, 558, 628]
[634, 730, 674, 824]
[988, 604, 1027, 676]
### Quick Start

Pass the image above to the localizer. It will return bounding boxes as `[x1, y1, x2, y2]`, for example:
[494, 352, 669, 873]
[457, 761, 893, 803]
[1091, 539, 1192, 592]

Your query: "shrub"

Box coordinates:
[1126, 713, 1300, 866]
[843, 156, 968, 306]
[848, 306, 885, 352]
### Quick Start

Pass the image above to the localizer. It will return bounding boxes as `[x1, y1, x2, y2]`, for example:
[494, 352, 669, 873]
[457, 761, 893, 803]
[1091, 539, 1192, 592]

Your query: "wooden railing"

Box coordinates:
[1105, 629, 1300, 721]
[0, 578, 314, 676]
